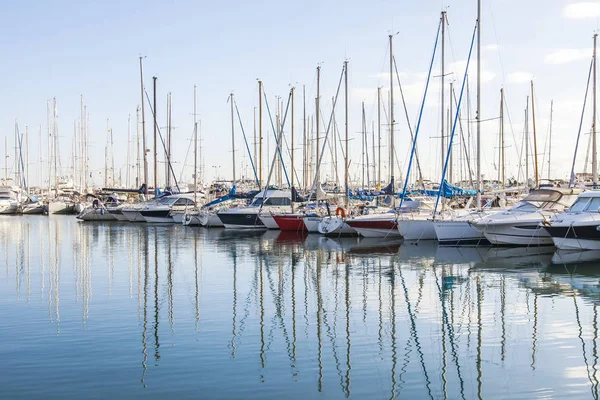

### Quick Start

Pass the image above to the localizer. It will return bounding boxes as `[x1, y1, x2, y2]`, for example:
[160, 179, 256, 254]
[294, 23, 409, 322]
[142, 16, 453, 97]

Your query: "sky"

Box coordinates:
[2, 0, 600, 190]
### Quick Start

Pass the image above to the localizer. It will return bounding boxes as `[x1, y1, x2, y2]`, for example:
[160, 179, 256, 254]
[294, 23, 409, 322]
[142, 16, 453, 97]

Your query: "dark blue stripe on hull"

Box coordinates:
[140, 210, 171, 219]
[544, 225, 600, 241]
[217, 212, 265, 227]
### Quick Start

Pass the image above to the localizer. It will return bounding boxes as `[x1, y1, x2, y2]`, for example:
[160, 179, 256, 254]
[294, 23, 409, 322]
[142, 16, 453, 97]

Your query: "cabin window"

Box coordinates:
[264, 197, 291, 206]
[569, 198, 590, 212]
[585, 197, 600, 212]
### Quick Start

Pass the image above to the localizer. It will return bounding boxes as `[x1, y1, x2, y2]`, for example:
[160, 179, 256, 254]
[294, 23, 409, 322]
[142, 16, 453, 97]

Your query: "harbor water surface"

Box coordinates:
[2, 216, 600, 399]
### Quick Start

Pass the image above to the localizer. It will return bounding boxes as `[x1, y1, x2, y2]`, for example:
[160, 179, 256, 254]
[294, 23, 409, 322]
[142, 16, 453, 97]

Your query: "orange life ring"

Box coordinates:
[335, 207, 346, 218]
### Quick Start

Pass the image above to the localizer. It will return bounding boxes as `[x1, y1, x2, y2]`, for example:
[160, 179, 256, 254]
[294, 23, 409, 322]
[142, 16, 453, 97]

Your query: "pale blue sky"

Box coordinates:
[2, 0, 600, 188]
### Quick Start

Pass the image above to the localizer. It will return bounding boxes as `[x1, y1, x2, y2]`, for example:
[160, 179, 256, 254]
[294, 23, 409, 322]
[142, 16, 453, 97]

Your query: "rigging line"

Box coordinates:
[434, 22, 478, 216]
[308, 64, 345, 200]
[452, 86, 475, 187]
[570, 57, 594, 186]
[234, 100, 260, 187]
[258, 89, 293, 213]
[177, 127, 195, 184]
[393, 55, 425, 190]
[262, 88, 291, 188]
[144, 88, 180, 192]
[399, 17, 442, 208]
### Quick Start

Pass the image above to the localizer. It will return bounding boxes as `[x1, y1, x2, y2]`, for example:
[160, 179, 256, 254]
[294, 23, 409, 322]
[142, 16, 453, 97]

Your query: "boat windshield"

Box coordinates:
[511, 201, 540, 211]
[567, 197, 600, 213]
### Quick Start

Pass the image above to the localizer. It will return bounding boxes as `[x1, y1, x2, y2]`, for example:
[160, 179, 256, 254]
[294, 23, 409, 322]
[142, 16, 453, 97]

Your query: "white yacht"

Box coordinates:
[20, 195, 45, 215]
[0, 187, 20, 215]
[473, 188, 581, 246]
[217, 189, 292, 229]
[140, 194, 197, 223]
[543, 190, 600, 250]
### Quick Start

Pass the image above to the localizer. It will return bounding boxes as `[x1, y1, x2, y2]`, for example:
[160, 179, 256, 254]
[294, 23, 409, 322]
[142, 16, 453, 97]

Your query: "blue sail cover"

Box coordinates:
[416, 179, 476, 198]
[202, 186, 237, 209]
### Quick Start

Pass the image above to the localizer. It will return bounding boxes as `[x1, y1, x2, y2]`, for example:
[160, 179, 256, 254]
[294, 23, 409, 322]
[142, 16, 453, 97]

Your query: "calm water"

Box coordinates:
[2, 217, 600, 399]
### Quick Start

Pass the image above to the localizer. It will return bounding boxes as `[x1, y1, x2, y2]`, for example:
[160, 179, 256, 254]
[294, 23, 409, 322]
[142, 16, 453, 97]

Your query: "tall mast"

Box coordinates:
[476, 0, 482, 207]
[25, 126, 29, 193]
[53, 98, 58, 197]
[525, 100, 529, 186]
[449, 81, 453, 183]
[39, 125, 42, 190]
[389, 34, 395, 185]
[153, 76, 158, 193]
[531, 80, 539, 188]
[166, 93, 172, 188]
[4, 136, 7, 184]
[500, 88, 505, 188]
[303, 85, 307, 189]
[127, 114, 131, 188]
[258, 80, 263, 188]
[548, 100, 553, 181]
[139, 57, 148, 195]
[230, 93, 236, 186]
[136, 105, 141, 187]
[291, 87, 295, 211]
[253, 106, 257, 181]
[316, 66, 321, 183]
[361, 102, 365, 188]
[377, 86, 381, 186]
[441, 11, 446, 175]
[593, 33, 598, 187]
[344, 60, 349, 208]
[47, 100, 50, 196]
[194, 85, 198, 205]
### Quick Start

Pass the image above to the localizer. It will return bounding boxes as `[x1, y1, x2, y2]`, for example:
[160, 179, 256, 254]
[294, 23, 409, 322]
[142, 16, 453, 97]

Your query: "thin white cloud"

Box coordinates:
[507, 71, 533, 84]
[545, 48, 592, 64]
[564, 2, 600, 19]
[483, 44, 499, 52]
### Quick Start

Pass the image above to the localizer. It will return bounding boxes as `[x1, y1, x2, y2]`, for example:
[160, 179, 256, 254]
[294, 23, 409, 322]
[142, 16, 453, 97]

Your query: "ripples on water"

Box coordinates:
[2, 217, 600, 399]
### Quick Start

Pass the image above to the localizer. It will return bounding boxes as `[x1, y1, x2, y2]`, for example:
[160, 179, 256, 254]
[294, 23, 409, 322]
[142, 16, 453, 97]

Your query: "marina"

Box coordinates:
[3, 216, 600, 398]
[5, 0, 600, 397]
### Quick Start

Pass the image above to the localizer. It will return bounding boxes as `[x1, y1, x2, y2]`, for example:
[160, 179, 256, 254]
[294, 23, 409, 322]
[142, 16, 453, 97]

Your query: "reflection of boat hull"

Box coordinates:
[397, 219, 437, 240]
[346, 216, 401, 238]
[347, 237, 403, 254]
[318, 216, 356, 236]
[273, 214, 306, 231]
[552, 250, 600, 264]
[433, 220, 488, 245]
[479, 246, 554, 266]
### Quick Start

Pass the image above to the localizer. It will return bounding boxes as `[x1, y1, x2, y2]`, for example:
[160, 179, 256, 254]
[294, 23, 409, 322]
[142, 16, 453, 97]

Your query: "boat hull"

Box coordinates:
[273, 214, 306, 231]
[21, 205, 45, 215]
[318, 216, 356, 236]
[77, 208, 117, 221]
[346, 217, 400, 238]
[49, 201, 76, 215]
[121, 210, 146, 222]
[433, 220, 489, 245]
[544, 224, 600, 250]
[218, 210, 267, 229]
[258, 214, 281, 229]
[482, 224, 553, 246]
[397, 218, 437, 241]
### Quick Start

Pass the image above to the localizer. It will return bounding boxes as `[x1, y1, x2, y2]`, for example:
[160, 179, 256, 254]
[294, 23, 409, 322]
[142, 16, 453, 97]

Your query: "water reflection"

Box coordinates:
[3, 218, 600, 398]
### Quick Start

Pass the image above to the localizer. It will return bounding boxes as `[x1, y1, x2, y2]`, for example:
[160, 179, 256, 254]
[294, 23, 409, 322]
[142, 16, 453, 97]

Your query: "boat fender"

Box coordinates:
[335, 207, 346, 218]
